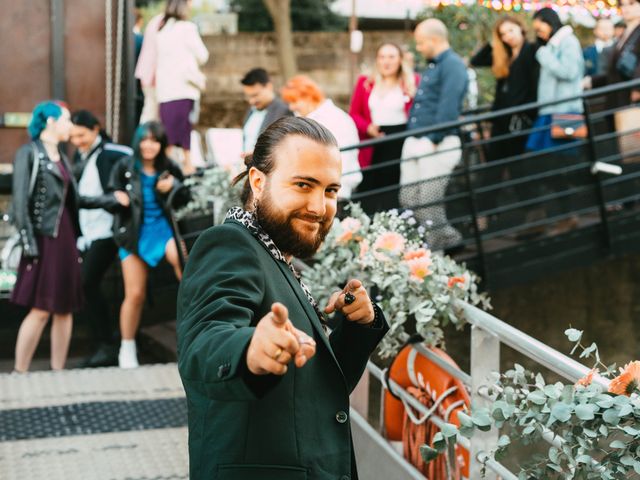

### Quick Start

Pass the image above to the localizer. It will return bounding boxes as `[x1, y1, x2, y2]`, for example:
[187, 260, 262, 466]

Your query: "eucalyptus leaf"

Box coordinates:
[440, 423, 458, 439]
[565, 328, 583, 342]
[551, 402, 573, 422]
[575, 403, 596, 421]
[420, 445, 439, 463]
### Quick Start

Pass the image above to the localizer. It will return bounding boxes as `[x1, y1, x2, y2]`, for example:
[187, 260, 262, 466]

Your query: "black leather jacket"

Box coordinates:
[10, 140, 120, 257]
[108, 155, 190, 255]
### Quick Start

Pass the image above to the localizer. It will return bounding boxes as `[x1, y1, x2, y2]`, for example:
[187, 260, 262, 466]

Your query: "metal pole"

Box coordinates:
[460, 135, 488, 286]
[349, 0, 357, 90]
[469, 325, 499, 480]
[583, 98, 613, 251]
[123, 0, 137, 145]
[50, 0, 65, 100]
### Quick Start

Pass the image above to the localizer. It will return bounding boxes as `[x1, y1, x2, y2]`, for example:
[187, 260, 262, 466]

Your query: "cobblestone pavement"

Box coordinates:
[0, 364, 188, 480]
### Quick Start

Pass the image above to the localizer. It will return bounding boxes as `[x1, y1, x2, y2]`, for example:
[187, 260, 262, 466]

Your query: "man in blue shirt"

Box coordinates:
[583, 18, 614, 77]
[400, 19, 468, 250]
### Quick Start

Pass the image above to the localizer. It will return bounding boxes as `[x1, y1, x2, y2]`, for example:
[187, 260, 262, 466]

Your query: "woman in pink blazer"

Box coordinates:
[349, 43, 419, 213]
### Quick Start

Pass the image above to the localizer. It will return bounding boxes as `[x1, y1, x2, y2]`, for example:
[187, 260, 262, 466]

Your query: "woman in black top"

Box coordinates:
[470, 16, 539, 222]
[471, 16, 539, 162]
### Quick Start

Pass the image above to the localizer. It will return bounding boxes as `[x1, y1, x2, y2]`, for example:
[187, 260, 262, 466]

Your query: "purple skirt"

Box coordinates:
[11, 161, 83, 314]
[159, 99, 193, 149]
[11, 206, 84, 314]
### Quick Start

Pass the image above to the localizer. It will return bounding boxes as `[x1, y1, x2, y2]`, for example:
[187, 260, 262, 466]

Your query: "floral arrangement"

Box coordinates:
[0, 269, 15, 293]
[423, 329, 640, 478]
[175, 164, 241, 222]
[302, 204, 490, 358]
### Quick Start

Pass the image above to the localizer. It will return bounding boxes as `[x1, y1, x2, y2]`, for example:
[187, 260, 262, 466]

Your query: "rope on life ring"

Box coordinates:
[382, 344, 471, 479]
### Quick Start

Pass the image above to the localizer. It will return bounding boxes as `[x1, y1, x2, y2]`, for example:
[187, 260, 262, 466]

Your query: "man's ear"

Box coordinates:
[248, 166, 266, 202]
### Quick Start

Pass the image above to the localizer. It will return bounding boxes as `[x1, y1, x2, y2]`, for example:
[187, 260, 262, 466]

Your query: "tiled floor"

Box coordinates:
[0, 364, 188, 480]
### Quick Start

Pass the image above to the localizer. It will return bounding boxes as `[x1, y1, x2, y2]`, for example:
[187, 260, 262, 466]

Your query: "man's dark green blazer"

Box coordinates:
[177, 219, 388, 480]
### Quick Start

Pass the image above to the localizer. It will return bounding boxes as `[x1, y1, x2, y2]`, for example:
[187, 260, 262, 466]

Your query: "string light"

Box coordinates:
[428, 0, 620, 17]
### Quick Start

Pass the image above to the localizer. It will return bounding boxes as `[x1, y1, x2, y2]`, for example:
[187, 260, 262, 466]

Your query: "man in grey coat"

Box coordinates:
[241, 68, 292, 153]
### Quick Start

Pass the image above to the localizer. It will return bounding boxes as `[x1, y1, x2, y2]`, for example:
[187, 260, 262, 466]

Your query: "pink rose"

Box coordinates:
[373, 232, 405, 253]
[406, 256, 432, 282]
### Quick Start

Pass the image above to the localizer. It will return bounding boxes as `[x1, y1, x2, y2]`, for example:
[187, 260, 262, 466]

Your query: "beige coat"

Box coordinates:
[155, 18, 209, 103]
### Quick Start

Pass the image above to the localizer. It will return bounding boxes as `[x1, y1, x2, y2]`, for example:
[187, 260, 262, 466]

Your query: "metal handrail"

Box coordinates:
[340, 77, 640, 152]
[456, 300, 610, 387]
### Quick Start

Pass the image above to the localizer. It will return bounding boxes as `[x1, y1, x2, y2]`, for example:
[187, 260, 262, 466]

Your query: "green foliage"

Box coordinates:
[230, 0, 347, 32]
[175, 165, 242, 222]
[423, 330, 640, 478]
[301, 203, 491, 358]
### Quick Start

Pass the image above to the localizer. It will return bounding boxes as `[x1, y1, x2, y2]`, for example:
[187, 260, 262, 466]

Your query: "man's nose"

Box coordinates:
[306, 191, 327, 217]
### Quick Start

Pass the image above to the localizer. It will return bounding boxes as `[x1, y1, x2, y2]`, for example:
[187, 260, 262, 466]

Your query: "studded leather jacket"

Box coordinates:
[10, 140, 122, 257]
[108, 155, 190, 255]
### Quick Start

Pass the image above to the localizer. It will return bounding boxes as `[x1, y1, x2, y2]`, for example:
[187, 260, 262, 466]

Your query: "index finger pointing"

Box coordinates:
[345, 279, 363, 293]
[271, 302, 289, 325]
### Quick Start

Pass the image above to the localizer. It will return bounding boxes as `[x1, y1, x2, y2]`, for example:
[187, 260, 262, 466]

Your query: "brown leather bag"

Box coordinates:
[550, 113, 588, 139]
[614, 106, 640, 163]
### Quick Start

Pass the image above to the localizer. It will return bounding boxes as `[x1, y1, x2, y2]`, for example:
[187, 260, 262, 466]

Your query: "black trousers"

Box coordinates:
[358, 123, 406, 214]
[80, 237, 119, 346]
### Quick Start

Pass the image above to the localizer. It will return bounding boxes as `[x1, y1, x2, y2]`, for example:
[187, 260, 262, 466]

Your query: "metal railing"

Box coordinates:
[340, 78, 640, 289]
[356, 300, 605, 479]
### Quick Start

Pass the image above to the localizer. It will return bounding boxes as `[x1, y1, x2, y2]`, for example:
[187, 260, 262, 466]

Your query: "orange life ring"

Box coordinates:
[383, 344, 470, 479]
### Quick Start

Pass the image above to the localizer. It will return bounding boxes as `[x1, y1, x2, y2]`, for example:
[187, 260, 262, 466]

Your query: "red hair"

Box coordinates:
[281, 75, 325, 106]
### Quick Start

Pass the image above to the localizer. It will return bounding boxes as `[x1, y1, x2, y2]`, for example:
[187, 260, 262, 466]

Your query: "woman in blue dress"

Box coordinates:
[109, 121, 190, 368]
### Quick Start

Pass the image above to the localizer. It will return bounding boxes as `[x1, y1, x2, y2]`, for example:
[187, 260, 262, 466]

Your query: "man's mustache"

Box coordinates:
[293, 213, 326, 223]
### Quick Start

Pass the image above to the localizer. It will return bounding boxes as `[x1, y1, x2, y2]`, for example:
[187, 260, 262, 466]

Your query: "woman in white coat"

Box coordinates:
[155, 0, 209, 175]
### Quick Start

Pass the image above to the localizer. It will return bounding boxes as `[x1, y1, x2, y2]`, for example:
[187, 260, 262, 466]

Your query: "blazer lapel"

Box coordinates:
[272, 259, 342, 371]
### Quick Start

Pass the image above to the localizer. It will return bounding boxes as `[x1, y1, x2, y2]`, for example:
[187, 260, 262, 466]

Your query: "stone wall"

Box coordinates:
[444, 254, 640, 379]
[198, 30, 413, 128]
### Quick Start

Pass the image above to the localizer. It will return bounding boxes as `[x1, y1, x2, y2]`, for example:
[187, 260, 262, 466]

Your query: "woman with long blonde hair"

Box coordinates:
[470, 16, 539, 229]
[471, 16, 539, 162]
[349, 43, 420, 213]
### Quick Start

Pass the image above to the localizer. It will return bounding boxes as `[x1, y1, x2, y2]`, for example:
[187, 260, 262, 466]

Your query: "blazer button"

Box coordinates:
[119, 226, 127, 233]
[125, 184, 132, 191]
[335, 411, 348, 424]
[217, 364, 231, 378]
[125, 171, 132, 178]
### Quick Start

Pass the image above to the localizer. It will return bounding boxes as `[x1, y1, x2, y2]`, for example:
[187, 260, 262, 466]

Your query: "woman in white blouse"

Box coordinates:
[281, 75, 363, 200]
[155, 0, 209, 175]
[349, 43, 418, 213]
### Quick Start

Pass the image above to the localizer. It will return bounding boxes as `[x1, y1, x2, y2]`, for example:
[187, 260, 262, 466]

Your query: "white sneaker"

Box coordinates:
[118, 340, 139, 369]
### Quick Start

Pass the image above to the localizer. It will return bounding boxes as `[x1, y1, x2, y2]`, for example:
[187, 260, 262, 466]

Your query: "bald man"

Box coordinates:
[583, 18, 615, 76]
[400, 19, 468, 250]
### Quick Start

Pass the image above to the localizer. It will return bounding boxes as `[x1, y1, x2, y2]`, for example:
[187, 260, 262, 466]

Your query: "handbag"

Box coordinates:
[550, 114, 588, 140]
[2, 143, 40, 273]
[614, 106, 640, 163]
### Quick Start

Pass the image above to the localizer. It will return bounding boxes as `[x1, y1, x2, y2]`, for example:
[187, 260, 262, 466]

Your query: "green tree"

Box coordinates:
[231, 0, 346, 32]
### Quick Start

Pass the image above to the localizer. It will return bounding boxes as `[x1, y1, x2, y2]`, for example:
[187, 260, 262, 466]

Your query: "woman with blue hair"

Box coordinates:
[11, 100, 79, 373]
[11, 101, 127, 372]
[109, 121, 190, 368]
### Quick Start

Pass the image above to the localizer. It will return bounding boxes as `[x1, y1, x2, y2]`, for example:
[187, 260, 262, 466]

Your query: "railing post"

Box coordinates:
[460, 133, 488, 286]
[582, 98, 613, 251]
[469, 325, 500, 479]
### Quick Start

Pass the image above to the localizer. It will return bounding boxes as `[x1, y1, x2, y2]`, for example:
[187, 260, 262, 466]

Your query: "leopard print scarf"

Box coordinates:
[226, 207, 328, 331]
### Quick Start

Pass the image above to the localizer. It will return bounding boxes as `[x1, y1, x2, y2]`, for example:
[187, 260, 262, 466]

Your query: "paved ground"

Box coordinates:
[0, 364, 188, 480]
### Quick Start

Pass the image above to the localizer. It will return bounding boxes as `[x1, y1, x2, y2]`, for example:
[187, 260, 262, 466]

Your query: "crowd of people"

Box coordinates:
[7, 0, 640, 372]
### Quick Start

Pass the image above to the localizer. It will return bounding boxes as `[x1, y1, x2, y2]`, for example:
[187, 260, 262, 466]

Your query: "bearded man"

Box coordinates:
[176, 117, 388, 480]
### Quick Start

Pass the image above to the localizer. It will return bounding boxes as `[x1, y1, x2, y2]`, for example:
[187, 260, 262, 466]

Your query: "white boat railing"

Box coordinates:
[358, 300, 606, 479]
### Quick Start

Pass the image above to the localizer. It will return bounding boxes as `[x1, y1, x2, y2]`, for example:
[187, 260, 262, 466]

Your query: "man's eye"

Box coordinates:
[326, 188, 339, 196]
[296, 182, 310, 189]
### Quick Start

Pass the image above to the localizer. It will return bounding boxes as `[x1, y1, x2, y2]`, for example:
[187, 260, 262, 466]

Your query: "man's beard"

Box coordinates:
[255, 192, 332, 259]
